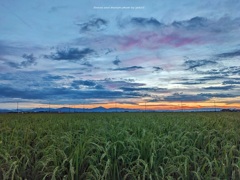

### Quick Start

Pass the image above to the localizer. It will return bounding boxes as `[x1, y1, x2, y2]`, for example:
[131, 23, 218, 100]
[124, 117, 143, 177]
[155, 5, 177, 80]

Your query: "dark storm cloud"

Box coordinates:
[203, 85, 235, 90]
[77, 18, 108, 32]
[130, 17, 162, 27]
[217, 49, 240, 58]
[200, 93, 238, 98]
[113, 66, 143, 71]
[113, 56, 121, 65]
[153, 66, 163, 72]
[117, 17, 162, 29]
[172, 17, 209, 30]
[21, 54, 37, 67]
[5, 53, 37, 69]
[44, 47, 95, 61]
[222, 80, 240, 85]
[42, 74, 65, 81]
[184, 59, 218, 70]
[164, 93, 209, 102]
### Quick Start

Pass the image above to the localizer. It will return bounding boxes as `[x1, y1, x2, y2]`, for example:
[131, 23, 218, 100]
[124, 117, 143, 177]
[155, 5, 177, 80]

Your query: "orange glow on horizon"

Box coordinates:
[48, 101, 240, 110]
[4, 101, 239, 110]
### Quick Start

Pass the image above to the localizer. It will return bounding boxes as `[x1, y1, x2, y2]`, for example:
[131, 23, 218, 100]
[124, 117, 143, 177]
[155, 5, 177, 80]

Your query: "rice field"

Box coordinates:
[0, 112, 240, 179]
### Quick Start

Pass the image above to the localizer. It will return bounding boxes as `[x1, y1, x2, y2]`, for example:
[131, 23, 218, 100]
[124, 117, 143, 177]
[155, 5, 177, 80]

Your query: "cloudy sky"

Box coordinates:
[1, 0, 240, 110]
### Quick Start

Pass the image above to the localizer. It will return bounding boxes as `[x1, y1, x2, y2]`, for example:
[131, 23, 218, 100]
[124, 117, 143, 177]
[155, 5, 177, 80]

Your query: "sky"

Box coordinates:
[0, 0, 240, 110]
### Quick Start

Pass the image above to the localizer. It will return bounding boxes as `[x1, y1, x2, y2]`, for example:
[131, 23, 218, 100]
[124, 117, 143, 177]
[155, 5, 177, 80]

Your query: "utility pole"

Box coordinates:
[214, 100, 216, 112]
[17, 102, 19, 113]
[145, 102, 146, 112]
[181, 101, 183, 112]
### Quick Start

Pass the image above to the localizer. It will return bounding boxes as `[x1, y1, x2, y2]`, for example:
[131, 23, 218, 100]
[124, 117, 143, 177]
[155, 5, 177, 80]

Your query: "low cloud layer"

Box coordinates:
[45, 48, 95, 61]
[77, 18, 108, 32]
[113, 66, 143, 71]
[184, 59, 218, 70]
[5, 53, 37, 69]
[217, 49, 240, 58]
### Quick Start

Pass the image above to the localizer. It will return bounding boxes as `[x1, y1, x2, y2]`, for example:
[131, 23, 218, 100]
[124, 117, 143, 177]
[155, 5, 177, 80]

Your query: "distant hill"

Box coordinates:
[0, 109, 11, 113]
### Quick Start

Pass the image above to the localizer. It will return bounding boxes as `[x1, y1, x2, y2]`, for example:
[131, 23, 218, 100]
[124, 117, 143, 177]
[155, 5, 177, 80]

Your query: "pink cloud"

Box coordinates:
[75, 30, 207, 51]
[117, 31, 202, 50]
[159, 34, 199, 47]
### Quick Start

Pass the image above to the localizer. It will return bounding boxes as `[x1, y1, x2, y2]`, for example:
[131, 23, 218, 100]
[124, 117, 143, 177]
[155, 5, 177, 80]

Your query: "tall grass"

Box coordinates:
[0, 112, 240, 179]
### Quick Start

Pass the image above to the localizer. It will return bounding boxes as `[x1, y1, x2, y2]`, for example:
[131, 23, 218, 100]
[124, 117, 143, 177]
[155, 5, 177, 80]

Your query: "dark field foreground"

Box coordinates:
[0, 112, 240, 179]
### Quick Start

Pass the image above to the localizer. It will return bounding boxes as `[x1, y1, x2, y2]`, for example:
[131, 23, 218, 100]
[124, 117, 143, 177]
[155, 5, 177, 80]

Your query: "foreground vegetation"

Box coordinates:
[0, 112, 240, 179]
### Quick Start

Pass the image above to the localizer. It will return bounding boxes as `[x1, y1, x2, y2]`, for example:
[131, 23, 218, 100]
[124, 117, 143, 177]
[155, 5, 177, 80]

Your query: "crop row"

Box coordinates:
[0, 112, 240, 179]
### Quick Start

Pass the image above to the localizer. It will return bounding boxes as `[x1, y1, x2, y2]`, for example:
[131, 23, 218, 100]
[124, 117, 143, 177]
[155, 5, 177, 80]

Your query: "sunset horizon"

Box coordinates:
[1, 101, 240, 111]
[1, 0, 240, 110]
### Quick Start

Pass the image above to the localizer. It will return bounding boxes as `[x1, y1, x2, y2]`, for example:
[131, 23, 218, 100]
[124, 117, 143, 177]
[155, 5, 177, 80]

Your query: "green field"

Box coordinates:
[0, 112, 240, 179]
